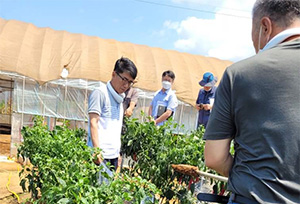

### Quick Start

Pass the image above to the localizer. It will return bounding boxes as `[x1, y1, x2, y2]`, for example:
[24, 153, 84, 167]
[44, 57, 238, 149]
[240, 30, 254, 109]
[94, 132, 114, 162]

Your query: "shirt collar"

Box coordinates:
[159, 88, 172, 94]
[262, 28, 300, 52]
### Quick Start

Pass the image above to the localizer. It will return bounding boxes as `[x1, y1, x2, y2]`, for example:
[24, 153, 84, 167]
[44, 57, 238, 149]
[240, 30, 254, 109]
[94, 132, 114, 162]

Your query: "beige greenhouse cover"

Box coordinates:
[0, 18, 232, 105]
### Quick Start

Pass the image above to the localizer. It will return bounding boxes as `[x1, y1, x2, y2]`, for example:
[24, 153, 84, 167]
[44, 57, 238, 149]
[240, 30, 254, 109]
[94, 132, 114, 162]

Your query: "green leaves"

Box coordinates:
[121, 115, 207, 203]
[18, 116, 158, 203]
[57, 177, 66, 188]
[57, 198, 70, 204]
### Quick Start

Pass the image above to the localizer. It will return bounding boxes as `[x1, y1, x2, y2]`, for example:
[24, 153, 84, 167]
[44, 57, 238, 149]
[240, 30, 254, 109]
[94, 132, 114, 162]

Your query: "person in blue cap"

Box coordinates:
[195, 72, 217, 128]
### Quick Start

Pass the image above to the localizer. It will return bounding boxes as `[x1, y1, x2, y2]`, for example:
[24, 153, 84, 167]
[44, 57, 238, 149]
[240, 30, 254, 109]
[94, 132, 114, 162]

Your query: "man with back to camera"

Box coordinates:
[195, 72, 218, 128]
[87, 57, 137, 170]
[148, 70, 178, 126]
[204, 0, 300, 203]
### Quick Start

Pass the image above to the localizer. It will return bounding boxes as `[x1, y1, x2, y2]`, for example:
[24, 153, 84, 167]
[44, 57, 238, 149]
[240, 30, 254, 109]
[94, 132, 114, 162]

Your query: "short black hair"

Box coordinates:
[162, 70, 175, 80]
[114, 57, 138, 79]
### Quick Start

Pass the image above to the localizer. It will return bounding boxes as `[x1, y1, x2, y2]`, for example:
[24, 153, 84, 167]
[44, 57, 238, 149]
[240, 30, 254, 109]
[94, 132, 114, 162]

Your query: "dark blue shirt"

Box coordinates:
[196, 86, 217, 128]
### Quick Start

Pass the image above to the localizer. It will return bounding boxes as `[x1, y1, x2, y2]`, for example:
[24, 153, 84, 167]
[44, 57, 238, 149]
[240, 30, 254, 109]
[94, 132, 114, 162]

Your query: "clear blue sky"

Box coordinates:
[0, 0, 256, 61]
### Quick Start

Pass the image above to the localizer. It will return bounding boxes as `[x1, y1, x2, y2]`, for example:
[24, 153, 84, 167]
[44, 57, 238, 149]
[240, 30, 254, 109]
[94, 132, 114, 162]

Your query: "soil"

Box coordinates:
[0, 134, 30, 203]
[0, 161, 31, 204]
[0, 134, 11, 156]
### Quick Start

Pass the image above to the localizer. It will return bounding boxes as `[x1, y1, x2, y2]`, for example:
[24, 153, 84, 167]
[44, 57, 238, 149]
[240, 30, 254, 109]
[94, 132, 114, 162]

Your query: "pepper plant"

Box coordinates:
[18, 116, 159, 204]
[121, 114, 208, 203]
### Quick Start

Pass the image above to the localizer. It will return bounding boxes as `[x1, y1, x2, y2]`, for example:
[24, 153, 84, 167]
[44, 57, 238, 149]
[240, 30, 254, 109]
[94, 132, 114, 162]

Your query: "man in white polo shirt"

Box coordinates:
[87, 57, 137, 170]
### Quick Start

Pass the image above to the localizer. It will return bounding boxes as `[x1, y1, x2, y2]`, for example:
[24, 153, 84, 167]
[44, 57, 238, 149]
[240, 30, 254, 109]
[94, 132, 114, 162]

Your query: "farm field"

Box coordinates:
[0, 117, 227, 203]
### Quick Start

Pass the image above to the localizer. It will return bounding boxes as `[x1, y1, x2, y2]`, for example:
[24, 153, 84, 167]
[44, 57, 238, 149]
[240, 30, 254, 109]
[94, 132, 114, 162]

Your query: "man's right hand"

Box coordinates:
[93, 153, 103, 165]
[196, 104, 203, 110]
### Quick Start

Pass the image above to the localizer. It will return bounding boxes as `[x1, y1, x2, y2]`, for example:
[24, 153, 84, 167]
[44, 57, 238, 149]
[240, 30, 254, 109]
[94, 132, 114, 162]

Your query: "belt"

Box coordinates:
[197, 193, 229, 203]
[197, 193, 259, 204]
[231, 193, 259, 204]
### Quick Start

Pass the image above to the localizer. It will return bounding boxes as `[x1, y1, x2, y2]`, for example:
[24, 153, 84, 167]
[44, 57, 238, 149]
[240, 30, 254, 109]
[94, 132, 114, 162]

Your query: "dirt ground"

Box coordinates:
[0, 134, 11, 156]
[0, 161, 31, 204]
[0, 134, 30, 203]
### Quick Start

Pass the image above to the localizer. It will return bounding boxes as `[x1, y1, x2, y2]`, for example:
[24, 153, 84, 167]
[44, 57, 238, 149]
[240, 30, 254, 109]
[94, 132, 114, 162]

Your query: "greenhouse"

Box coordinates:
[0, 17, 232, 156]
[0, 71, 200, 155]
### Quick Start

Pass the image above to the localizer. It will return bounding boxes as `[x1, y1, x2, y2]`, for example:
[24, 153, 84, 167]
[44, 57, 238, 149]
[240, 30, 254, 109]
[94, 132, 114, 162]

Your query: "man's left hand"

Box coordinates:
[203, 104, 212, 111]
[125, 108, 133, 117]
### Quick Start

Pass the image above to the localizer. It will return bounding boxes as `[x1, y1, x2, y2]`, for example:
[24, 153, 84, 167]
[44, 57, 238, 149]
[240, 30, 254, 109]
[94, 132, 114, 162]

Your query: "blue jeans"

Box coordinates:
[103, 158, 118, 170]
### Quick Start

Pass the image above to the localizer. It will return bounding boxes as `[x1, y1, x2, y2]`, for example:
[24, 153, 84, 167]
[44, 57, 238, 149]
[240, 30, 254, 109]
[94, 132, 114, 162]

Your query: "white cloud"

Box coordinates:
[164, 21, 179, 30]
[165, 0, 257, 62]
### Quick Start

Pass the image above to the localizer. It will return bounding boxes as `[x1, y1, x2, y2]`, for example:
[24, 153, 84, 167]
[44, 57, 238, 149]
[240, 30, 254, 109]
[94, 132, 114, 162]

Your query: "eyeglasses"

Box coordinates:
[116, 72, 135, 87]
